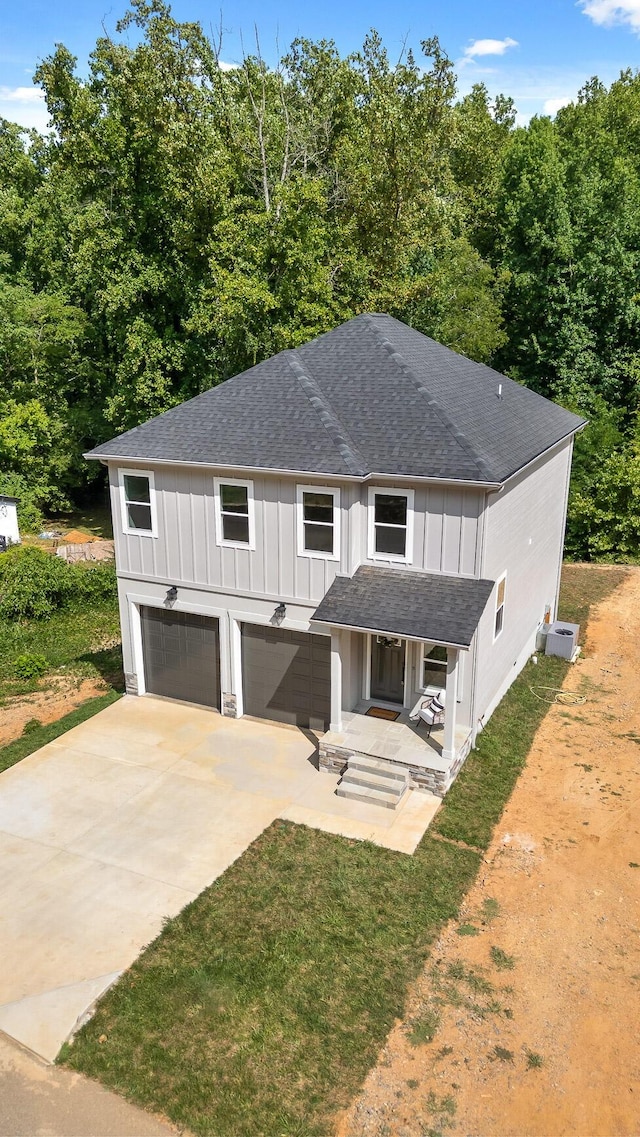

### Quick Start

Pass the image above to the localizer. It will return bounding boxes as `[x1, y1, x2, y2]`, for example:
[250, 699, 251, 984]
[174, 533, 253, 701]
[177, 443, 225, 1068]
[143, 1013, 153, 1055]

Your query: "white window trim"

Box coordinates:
[367, 486, 414, 564]
[118, 468, 158, 538]
[296, 484, 340, 561]
[214, 477, 256, 550]
[493, 572, 507, 642]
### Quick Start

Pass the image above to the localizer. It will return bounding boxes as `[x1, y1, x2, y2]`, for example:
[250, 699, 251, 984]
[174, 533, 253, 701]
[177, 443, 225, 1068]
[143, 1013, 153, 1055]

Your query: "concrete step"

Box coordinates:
[340, 769, 407, 795]
[348, 755, 410, 784]
[336, 781, 407, 810]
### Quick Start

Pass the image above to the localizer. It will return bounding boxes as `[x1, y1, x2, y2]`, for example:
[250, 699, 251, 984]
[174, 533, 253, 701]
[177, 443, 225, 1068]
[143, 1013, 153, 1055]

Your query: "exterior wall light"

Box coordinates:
[273, 602, 286, 625]
[166, 586, 178, 604]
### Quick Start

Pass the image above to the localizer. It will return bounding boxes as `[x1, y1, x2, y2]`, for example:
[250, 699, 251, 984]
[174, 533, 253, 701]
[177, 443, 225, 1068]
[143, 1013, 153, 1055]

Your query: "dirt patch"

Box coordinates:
[339, 569, 640, 1137]
[0, 675, 110, 747]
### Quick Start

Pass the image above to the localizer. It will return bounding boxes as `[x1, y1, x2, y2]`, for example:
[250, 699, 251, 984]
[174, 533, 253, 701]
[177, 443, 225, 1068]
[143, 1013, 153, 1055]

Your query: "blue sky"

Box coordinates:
[1, 0, 640, 132]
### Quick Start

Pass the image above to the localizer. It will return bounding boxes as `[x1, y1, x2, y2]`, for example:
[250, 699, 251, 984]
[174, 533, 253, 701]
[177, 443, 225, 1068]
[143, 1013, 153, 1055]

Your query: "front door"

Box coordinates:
[370, 637, 405, 704]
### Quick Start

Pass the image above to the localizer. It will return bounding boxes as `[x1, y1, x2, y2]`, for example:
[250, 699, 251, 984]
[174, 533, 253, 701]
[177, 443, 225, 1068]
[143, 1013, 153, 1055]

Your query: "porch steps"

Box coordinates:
[337, 754, 409, 810]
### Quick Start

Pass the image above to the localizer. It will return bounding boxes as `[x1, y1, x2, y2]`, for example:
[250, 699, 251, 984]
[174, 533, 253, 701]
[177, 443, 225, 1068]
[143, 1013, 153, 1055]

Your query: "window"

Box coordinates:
[119, 469, 157, 536]
[494, 573, 506, 640]
[422, 643, 448, 689]
[214, 478, 255, 548]
[296, 485, 340, 559]
[368, 487, 414, 562]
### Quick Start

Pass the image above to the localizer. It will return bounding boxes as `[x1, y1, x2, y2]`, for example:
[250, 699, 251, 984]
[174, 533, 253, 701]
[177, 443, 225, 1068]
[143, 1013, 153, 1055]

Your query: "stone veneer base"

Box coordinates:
[222, 692, 238, 717]
[319, 733, 474, 799]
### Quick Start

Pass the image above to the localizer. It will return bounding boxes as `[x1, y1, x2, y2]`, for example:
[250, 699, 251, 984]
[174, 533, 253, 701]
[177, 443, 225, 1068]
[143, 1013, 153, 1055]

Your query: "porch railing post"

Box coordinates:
[442, 648, 458, 761]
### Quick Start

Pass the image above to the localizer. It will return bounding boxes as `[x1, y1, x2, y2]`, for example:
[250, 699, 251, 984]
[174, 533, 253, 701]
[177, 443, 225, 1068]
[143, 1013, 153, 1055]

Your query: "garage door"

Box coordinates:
[141, 606, 220, 709]
[241, 624, 330, 731]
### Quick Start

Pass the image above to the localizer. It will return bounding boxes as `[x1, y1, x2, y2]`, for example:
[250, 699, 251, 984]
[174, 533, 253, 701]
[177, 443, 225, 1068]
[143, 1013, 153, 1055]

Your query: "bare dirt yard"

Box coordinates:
[340, 567, 640, 1137]
[0, 675, 109, 748]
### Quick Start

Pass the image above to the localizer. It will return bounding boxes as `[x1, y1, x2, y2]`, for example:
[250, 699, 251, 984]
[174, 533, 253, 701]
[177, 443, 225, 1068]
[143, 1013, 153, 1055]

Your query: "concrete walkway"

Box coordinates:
[0, 696, 440, 1062]
[0, 1031, 183, 1136]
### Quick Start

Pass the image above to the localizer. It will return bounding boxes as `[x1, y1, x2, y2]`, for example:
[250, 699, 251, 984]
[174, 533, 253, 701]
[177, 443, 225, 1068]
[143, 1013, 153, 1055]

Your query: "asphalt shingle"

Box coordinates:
[86, 314, 586, 484]
[310, 566, 495, 648]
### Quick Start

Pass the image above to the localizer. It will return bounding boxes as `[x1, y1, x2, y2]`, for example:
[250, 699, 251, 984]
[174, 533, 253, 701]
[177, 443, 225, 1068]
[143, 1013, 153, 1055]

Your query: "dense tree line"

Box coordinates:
[1, 0, 640, 557]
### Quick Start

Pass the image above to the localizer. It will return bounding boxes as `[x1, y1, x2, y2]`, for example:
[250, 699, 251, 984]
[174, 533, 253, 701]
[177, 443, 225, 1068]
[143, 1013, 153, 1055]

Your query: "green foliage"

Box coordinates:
[1, 10, 640, 554]
[71, 560, 117, 603]
[0, 545, 116, 620]
[0, 546, 73, 618]
[13, 653, 48, 679]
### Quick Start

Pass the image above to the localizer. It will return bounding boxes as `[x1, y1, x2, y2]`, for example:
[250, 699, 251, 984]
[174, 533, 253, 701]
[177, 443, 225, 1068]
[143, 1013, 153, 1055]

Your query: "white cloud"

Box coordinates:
[0, 85, 50, 132]
[578, 0, 640, 32]
[1, 85, 44, 104]
[218, 60, 239, 72]
[462, 37, 518, 63]
[543, 96, 573, 115]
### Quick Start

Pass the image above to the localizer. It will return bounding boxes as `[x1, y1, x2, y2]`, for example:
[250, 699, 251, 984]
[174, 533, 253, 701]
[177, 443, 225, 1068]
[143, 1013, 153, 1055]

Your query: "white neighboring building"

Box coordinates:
[0, 495, 20, 549]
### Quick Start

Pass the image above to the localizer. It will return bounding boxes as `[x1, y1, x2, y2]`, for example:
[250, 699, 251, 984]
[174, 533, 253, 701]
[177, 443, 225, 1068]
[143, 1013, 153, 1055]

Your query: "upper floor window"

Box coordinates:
[296, 485, 340, 560]
[119, 469, 157, 537]
[494, 573, 506, 640]
[367, 487, 414, 562]
[214, 478, 255, 549]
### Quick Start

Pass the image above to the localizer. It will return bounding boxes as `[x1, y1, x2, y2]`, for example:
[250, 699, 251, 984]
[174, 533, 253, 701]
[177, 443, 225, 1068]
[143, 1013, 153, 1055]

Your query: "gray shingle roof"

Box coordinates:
[310, 566, 495, 648]
[86, 314, 586, 484]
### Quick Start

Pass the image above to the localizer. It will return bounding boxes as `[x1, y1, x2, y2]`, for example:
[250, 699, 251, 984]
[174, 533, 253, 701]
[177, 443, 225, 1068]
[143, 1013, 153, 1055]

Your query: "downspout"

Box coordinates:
[470, 486, 501, 744]
[554, 438, 574, 622]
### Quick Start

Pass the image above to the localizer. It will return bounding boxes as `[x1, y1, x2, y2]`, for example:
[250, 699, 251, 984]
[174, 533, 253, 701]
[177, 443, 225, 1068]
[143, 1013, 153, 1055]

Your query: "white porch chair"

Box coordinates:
[412, 689, 446, 737]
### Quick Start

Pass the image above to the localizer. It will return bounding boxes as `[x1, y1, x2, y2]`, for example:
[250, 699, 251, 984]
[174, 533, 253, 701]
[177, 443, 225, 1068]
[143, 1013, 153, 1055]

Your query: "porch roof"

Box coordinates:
[311, 566, 494, 649]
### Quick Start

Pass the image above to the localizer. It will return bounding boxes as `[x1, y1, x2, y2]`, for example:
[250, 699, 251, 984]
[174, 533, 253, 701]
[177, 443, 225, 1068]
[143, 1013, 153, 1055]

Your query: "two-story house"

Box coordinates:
[86, 314, 585, 800]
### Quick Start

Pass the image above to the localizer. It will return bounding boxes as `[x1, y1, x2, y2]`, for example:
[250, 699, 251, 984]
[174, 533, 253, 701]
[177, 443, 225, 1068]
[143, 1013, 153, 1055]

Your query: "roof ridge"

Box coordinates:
[362, 315, 496, 482]
[284, 351, 368, 476]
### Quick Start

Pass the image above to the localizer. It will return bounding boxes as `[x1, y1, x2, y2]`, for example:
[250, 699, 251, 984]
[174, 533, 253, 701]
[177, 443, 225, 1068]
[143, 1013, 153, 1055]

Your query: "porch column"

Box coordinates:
[330, 628, 343, 732]
[442, 648, 458, 761]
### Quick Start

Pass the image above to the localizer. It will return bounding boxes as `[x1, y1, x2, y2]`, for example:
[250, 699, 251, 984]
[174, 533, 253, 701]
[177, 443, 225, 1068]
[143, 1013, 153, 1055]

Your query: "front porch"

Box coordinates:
[320, 700, 473, 797]
[310, 566, 494, 797]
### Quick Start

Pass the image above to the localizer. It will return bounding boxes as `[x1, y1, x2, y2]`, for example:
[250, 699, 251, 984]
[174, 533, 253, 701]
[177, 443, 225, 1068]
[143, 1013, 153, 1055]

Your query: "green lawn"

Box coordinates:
[0, 598, 122, 706]
[60, 825, 480, 1137]
[53, 563, 628, 1136]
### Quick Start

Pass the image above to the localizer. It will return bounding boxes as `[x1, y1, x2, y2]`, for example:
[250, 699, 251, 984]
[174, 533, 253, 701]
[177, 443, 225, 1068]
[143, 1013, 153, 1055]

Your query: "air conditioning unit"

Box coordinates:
[376, 635, 402, 648]
[545, 621, 580, 660]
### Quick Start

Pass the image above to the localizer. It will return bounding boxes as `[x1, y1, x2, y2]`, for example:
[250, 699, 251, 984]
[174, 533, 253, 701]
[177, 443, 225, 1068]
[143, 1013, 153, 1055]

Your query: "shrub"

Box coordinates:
[0, 546, 116, 619]
[13, 653, 48, 679]
[70, 560, 117, 604]
[0, 546, 73, 619]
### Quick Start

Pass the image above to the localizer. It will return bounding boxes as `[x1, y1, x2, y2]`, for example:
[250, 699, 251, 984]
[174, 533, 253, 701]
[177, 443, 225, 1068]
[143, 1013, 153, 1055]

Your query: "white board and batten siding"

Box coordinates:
[475, 439, 574, 726]
[110, 464, 355, 604]
[416, 484, 482, 577]
[110, 464, 486, 599]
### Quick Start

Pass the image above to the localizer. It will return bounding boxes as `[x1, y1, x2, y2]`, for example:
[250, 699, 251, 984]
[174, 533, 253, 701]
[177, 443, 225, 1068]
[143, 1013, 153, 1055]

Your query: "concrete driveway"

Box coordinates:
[0, 696, 439, 1061]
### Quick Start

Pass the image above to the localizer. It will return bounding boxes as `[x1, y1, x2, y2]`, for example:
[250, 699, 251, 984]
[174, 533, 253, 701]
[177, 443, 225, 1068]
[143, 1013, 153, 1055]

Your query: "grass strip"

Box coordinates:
[431, 562, 628, 850]
[431, 653, 569, 849]
[0, 690, 122, 774]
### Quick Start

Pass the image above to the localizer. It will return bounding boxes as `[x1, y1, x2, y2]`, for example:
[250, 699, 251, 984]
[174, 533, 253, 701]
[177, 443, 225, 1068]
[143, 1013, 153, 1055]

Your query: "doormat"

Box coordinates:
[365, 706, 400, 722]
